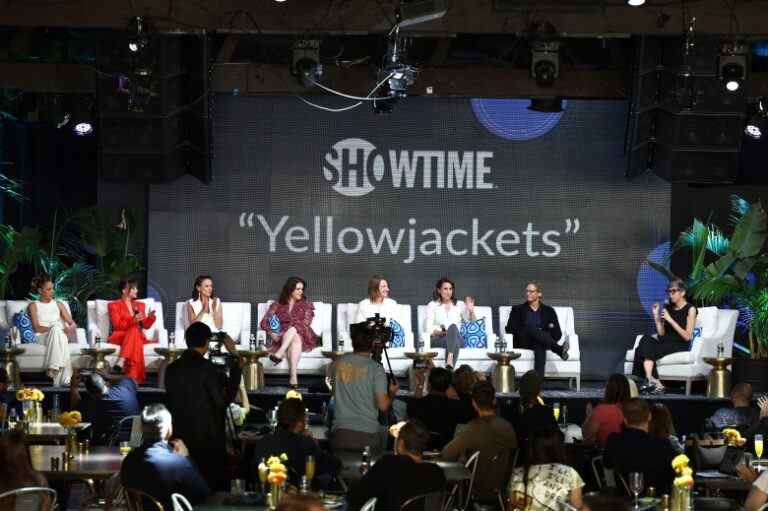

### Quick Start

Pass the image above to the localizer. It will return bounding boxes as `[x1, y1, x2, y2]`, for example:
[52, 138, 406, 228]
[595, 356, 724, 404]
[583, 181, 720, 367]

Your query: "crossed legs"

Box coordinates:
[273, 326, 303, 385]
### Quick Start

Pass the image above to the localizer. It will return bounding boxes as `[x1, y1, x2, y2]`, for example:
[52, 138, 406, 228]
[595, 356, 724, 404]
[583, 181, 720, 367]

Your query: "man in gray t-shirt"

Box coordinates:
[331, 321, 398, 455]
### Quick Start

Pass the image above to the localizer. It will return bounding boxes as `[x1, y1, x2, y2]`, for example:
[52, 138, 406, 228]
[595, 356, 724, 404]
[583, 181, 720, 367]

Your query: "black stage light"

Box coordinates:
[531, 41, 559, 87]
[719, 42, 747, 93]
[745, 98, 767, 140]
[528, 97, 563, 113]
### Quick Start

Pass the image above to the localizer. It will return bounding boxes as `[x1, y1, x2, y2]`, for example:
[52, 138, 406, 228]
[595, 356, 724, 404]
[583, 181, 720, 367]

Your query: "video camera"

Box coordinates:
[208, 331, 234, 367]
[365, 313, 393, 364]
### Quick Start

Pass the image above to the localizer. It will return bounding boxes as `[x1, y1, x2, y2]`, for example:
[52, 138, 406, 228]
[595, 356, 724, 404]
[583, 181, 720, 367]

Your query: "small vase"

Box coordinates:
[268, 482, 284, 510]
[65, 430, 77, 456]
[671, 485, 691, 511]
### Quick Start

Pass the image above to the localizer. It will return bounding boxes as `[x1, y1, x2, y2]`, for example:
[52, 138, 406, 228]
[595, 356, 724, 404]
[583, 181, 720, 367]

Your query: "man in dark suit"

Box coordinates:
[121, 403, 210, 510]
[164, 322, 242, 490]
[505, 281, 569, 377]
[251, 398, 341, 488]
[604, 398, 677, 494]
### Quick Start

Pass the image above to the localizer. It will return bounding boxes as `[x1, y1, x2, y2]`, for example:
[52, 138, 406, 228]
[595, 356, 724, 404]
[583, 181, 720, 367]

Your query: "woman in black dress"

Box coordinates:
[632, 278, 697, 393]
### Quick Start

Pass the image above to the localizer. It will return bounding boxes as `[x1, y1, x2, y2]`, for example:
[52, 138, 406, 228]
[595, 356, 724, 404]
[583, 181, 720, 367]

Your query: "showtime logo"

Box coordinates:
[322, 138, 495, 197]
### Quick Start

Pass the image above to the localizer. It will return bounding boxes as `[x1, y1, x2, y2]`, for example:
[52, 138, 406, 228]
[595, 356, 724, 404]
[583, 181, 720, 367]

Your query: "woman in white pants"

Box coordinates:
[27, 274, 77, 386]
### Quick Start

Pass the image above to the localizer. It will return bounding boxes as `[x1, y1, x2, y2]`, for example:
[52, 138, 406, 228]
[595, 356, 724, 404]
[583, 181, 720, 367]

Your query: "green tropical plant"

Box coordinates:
[0, 224, 42, 299]
[649, 195, 768, 359]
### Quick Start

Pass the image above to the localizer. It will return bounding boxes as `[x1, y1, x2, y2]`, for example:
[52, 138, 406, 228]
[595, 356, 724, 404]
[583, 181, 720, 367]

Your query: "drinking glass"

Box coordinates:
[553, 402, 561, 422]
[230, 479, 246, 495]
[756, 434, 764, 459]
[305, 455, 316, 482]
[8, 408, 18, 429]
[629, 472, 644, 509]
[119, 441, 131, 455]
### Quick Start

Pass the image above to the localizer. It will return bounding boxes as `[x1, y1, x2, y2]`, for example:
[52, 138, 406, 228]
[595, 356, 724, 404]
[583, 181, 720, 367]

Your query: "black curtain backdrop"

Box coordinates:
[147, 96, 671, 379]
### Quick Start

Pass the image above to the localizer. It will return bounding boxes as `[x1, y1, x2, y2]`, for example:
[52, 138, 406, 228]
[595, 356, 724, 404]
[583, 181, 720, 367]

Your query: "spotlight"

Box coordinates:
[627, 0, 646, 5]
[745, 98, 767, 140]
[531, 41, 559, 87]
[127, 16, 149, 54]
[719, 42, 748, 93]
[71, 96, 95, 136]
[74, 122, 93, 136]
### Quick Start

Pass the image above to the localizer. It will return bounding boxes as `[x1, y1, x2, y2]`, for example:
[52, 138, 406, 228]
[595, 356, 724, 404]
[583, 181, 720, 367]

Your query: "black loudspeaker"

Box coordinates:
[626, 36, 745, 183]
[98, 35, 212, 183]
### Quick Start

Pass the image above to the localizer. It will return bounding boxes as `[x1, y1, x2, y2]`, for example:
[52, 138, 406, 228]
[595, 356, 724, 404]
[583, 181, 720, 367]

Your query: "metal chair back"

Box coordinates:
[360, 497, 377, 511]
[400, 491, 446, 511]
[171, 493, 193, 511]
[108, 415, 138, 446]
[125, 487, 165, 511]
[0, 487, 57, 511]
[590, 455, 617, 489]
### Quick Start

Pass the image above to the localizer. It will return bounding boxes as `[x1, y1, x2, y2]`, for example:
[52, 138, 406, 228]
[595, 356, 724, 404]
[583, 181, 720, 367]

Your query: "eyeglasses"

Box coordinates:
[666, 288, 681, 294]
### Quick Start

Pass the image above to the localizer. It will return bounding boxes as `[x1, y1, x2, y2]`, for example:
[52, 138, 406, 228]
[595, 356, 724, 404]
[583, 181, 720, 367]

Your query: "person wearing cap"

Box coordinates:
[330, 321, 399, 456]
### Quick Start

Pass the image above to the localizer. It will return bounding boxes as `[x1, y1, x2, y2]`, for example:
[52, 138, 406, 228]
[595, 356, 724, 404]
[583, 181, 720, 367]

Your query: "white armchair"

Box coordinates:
[623, 306, 738, 395]
[173, 301, 252, 348]
[1, 300, 87, 372]
[498, 306, 581, 390]
[86, 299, 169, 372]
[256, 301, 332, 374]
[335, 303, 415, 375]
[416, 305, 497, 371]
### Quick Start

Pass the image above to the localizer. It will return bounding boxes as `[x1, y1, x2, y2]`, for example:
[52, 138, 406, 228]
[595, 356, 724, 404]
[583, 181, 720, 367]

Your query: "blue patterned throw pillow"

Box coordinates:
[12, 311, 36, 344]
[268, 314, 281, 333]
[459, 319, 488, 349]
[688, 327, 703, 351]
[389, 319, 405, 348]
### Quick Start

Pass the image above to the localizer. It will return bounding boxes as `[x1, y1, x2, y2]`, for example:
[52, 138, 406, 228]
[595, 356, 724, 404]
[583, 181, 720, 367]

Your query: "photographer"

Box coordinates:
[330, 321, 399, 456]
[164, 322, 242, 490]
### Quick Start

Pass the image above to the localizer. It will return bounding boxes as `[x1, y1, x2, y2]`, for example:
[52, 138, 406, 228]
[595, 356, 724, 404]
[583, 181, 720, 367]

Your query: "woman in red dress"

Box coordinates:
[259, 276, 317, 387]
[108, 279, 156, 384]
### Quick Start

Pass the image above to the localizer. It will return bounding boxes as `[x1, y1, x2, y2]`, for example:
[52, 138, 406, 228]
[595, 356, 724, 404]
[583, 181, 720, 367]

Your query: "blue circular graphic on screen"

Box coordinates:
[636, 242, 671, 318]
[470, 98, 567, 141]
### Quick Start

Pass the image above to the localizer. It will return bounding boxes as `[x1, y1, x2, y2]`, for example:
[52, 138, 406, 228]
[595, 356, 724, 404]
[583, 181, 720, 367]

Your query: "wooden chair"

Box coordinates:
[125, 488, 164, 511]
[0, 487, 57, 511]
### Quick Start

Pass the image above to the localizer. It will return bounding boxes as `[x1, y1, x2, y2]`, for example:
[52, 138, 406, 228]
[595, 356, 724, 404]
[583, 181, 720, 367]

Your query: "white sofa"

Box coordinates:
[173, 301, 252, 348]
[256, 301, 332, 374]
[417, 305, 497, 372]
[0, 299, 88, 372]
[498, 306, 581, 390]
[623, 306, 739, 395]
[336, 303, 415, 375]
[86, 299, 169, 372]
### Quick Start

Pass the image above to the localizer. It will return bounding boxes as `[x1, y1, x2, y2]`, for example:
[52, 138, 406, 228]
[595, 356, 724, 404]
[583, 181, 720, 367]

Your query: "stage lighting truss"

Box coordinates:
[531, 41, 560, 87]
[719, 42, 748, 93]
[745, 98, 767, 140]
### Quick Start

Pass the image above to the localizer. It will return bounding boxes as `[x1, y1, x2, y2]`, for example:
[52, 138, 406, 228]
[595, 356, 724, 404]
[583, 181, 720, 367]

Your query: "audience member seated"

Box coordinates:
[251, 398, 341, 488]
[582, 374, 630, 446]
[513, 370, 560, 447]
[407, 367, 473, 450]
[69, 369, 140, 445]
[441, 381, 517, 504]
[604, 398, 676, 494]
[121, 404, 210, 510]
[0, 430, 49, 502]
[508, 429, 584, 511]
[741, 468, 768, 511]
[452, 364, 479, 421]
[0, 368, 21, 417]
[649, 403, 683, 454]
[703, 383, 757, 434]
[347, 420, 446, 511]
[331, 321, 398, 456]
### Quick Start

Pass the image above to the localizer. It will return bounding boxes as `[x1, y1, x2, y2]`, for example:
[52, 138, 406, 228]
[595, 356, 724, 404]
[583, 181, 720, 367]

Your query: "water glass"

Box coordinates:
[230, 479, 246, 495]
[629, 472, 644, 508]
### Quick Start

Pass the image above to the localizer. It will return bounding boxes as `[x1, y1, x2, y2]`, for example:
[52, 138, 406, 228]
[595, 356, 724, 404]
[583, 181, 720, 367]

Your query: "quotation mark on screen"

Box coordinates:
[565, 218, 580, 234]
[240, 213, 255, 228]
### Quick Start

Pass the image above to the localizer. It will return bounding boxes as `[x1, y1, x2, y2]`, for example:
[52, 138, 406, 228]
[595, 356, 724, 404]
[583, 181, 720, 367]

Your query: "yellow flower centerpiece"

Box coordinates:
[722, 428, 746, 447]
[285, 389, 303, 401]
[260, 454, 289, 510]
[16, 387, 44, 425]
[671, 454, 693, 511]
[58, 411, 82, 456]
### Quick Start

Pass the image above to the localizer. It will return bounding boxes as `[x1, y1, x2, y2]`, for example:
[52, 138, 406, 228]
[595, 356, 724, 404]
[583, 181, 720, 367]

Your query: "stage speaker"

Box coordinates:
[98, 35, 212, 184]
[625, 36, 745, 183]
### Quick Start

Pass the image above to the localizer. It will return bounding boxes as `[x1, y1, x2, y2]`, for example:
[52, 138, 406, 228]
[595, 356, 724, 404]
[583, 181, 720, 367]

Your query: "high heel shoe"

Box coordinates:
[269, 354, 283, 365]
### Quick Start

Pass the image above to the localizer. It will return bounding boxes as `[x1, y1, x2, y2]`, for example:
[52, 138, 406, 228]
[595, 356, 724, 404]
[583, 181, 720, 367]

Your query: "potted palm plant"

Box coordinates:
[649, 196, 768, 389]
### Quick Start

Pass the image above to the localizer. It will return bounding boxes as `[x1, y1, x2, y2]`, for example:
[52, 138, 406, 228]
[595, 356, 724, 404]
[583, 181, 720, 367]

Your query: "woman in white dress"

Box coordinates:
[424, 277, 476, 370]
[186, 275, 223, 332]
[27, 274, 77, 386]
[355, 275, 400, 324]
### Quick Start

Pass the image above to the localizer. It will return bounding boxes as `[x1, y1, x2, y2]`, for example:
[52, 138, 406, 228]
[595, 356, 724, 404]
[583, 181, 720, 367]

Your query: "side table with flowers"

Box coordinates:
[58, 411, 82, 456]
[16, 387, 45, 427]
